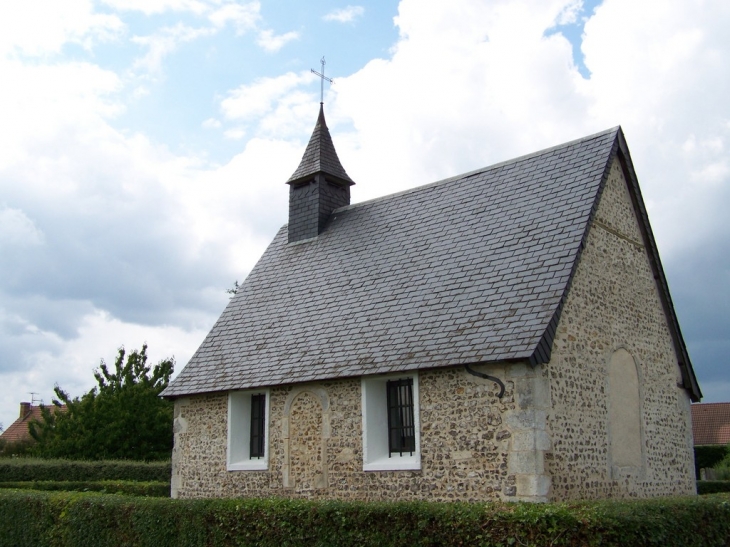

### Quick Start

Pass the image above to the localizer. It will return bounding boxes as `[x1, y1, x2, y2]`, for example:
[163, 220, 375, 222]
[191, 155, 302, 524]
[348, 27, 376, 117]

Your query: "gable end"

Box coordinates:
[530, 128, 701, 402]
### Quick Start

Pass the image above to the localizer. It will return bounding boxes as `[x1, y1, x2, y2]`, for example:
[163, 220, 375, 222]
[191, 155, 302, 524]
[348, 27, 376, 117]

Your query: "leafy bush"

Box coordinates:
[0, 438, 35, 458]
[710, 447, 730, 480]
[712, 467, 730, 480]
[0, 480, 169, 497]
[0, 491, 729, 547]
[0, 459, 170, 483]
[694, 445, 730, 478]
[698, 481, 730, 495]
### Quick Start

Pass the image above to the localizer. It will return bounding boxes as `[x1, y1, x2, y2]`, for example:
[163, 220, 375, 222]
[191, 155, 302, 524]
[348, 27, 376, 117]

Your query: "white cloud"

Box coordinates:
[102, 0, 209, 15]
[256, 29, 299, 52]
[220, 71, 314, 122]
[224, 128, 246, 139]
[209, 1, 261, 33]
[554, 0, 582, 26]
[202, 118, 222, 129]
[0, 59, 122, 170]
[323, 5, 365, 23]
[0, 0, 124, 57]
[132, 24, 215, 73]
[580, 0, 730, 256]
[0, 207, 45, 247]
[328, 0, 593, 200]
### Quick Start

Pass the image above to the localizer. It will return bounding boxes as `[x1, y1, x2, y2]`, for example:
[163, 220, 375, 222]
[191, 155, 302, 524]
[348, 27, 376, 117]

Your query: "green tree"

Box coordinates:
[30, 344, 174, 461]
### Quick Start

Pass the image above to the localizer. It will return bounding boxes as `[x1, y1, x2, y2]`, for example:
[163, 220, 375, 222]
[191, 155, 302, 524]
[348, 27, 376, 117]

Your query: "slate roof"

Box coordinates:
[692, 403, 730, 445]
[163, 126, 701, 401]
[286, 104, 354, 186]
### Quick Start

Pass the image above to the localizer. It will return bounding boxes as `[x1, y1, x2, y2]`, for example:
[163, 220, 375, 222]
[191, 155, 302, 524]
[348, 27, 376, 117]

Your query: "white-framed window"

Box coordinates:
[361, 372, 421, 471]
[227, 389, 270, 471]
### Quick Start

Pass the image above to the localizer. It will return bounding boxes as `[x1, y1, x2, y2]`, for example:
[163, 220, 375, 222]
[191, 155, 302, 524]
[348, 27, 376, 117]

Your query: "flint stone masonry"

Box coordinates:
[544, 158, 696, 500]
[172, 367, 526, 501]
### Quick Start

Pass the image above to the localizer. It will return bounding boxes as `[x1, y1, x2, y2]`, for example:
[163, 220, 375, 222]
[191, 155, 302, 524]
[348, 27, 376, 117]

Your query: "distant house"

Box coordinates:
[0, 401, 66, 444]
[692, 402, 730, 446]
[162, 105, 701, 502]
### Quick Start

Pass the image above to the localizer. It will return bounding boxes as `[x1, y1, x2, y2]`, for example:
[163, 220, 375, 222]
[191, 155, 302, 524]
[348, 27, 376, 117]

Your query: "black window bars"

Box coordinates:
[249, 394, 266, 459]
[386, 378, 416, 456]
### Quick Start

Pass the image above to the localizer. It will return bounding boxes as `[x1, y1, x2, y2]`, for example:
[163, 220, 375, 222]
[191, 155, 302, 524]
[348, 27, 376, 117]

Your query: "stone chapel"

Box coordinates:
[161, 104, 701, 502]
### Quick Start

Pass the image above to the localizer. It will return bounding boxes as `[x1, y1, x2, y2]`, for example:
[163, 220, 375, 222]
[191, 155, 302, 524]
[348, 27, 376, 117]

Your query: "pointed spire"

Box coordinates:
[286, 104, 355, 187]
[286, 104, 355, 243]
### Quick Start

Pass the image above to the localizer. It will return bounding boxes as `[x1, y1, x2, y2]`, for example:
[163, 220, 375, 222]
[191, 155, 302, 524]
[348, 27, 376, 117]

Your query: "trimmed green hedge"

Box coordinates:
[0, 491, 729, 547]
[694, 445, 729, 479]
[0, 480, 169, 497]
[698, 481, 730, 495]
[0, 459, 170, 483]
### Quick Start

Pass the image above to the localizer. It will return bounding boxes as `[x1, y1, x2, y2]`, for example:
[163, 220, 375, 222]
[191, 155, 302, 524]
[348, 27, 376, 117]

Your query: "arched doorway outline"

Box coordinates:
[281, 385, 331, 489]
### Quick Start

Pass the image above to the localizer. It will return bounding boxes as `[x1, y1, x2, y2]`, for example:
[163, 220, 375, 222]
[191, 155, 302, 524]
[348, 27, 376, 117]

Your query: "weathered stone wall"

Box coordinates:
[544, 157, 696, 500]
[171, 365, 552, 501]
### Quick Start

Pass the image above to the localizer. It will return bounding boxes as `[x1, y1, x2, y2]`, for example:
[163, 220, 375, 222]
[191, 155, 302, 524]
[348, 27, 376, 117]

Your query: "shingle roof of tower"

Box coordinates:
[162, 127, 700, 401]
[286, 104, 354, 186]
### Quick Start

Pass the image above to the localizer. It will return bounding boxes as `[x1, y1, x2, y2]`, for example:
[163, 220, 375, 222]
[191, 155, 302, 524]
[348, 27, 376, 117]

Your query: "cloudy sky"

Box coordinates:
[1, 0, 728, 430]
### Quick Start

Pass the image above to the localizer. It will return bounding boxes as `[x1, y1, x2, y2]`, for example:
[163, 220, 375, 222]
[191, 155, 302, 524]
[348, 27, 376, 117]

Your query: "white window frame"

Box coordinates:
[227, 389, 270, 471]
[361, 372, 421, 471]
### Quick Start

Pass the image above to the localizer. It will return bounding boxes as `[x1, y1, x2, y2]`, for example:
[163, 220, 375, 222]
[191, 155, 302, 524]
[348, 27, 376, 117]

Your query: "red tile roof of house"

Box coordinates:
[692, 402, 730, 446]
[0, 403, 66, 444]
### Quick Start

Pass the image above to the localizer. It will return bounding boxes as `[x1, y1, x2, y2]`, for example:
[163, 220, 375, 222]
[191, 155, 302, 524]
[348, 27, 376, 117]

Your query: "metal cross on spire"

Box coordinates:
[311, 56, 333, 104]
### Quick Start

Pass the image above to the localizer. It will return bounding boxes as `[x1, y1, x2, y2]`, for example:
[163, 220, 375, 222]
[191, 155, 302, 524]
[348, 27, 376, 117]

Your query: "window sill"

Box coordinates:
[363, 455, 421, 472]
[228, 460, 268, 471]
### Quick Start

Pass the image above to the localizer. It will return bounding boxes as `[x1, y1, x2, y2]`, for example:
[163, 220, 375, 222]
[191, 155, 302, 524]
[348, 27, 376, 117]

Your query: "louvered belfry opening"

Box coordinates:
[386, 378, 416, 456]
[249, 393, 266, 459]
[286, 104, 354, 243]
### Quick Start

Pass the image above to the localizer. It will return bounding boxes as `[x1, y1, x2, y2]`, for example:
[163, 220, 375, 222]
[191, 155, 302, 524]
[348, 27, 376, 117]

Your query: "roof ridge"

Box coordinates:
[336, 126, 621, 214]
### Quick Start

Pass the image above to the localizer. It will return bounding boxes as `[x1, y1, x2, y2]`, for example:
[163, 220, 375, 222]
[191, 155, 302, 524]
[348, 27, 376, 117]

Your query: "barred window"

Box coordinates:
[387, 378, 416, 456]
[249, 394, 266, 459]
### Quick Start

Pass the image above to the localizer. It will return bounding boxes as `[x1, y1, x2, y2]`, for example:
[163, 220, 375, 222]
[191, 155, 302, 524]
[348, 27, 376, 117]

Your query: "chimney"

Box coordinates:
[20, 402, 31, 418]
[286, 104, 354, 243]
